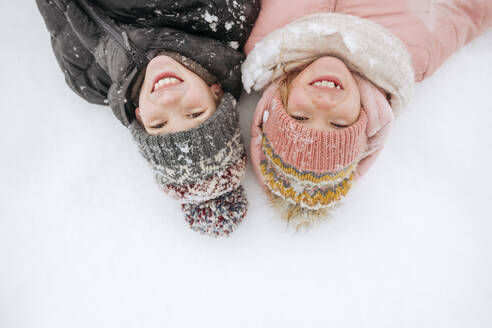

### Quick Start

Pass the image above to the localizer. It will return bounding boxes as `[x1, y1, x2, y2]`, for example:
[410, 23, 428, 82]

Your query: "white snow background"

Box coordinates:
[1, 3, 492, 328]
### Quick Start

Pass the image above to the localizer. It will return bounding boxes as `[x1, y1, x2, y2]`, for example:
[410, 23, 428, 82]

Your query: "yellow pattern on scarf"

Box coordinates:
[260, 163, 353, 208]
[262, 136, 355, 183]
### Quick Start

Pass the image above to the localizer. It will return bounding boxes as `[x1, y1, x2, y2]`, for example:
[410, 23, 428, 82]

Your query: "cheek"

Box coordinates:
[136, 101, 151, 123]
[287, 84, 309, 110]
[140, 65, 156, 95]
[137, 99, 166, 127]
[195, 92, 216, 111]
[344, 93, 362, 123]
[185, 82, 215, 108]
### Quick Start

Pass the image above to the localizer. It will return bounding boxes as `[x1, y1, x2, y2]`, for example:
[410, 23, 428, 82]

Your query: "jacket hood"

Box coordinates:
[36, 0, 260, 126]
[107, 27, 246, 126]
[241, 13, 415, 115]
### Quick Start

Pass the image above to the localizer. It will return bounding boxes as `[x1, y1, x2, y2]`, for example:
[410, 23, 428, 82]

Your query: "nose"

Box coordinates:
[155, 91, 181, 107]
[145, 91, 182, 120]
[313, 93, 337, 110]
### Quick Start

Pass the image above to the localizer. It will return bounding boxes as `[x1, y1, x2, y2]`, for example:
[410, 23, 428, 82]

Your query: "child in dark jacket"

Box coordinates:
[36, 0, 260, 236]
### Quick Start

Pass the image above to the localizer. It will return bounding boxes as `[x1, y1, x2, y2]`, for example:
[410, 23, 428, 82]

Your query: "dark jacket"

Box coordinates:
[36, 0, 260, 125]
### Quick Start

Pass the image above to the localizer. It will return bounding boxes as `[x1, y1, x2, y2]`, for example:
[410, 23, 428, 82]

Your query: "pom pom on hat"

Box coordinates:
[181, 186, 248, 237]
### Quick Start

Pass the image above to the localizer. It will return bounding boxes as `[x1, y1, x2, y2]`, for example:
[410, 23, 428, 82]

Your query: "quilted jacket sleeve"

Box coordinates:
[36, 0, 112, 104]
[90, 0, 260, 51]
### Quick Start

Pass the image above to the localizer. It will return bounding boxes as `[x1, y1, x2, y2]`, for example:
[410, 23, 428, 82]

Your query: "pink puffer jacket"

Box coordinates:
[244, 0, 491, 194]
[245, 0, 492, 82]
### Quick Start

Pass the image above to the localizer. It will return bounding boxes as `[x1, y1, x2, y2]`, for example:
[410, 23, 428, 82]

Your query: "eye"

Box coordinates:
[188, 111, 204, 119]
[150, 122, 166, 129]
[291, 115, 309, 121]
[331, 122, 349, 128]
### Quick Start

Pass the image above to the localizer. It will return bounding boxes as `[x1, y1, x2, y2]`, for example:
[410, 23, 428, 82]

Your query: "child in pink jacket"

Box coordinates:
[241, 0, 492, 227]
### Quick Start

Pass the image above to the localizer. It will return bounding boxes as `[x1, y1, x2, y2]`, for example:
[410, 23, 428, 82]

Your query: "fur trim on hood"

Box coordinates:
[241, 13, 415, 114]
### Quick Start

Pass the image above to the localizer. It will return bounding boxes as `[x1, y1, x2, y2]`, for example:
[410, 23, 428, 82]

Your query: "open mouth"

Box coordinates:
[309, 76, 343, 90]
[152, 72, 183, 92]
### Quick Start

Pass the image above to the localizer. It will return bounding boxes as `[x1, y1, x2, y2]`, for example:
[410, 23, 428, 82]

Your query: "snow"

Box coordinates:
[368, 57, 378, 67]
[262, 110, 269, 123]
[2, 3, 492, 328]
[203, 10, 219, 32]
[309, 24, 337, 35]
[203, 11, 218, 24]
[177, 143, 190, 153]
[341, 29, 360, 53]
[228, 41, 239, 49]
[225, 21, 234, 31]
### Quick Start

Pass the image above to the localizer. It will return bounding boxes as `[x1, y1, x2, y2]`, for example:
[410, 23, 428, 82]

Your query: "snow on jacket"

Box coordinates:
[36, 0, 260, 126]
[244, 0, 492, 82]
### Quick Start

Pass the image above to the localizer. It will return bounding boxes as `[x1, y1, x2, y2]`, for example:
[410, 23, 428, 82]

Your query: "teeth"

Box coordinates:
[154, 77, 180, 91]
[313, 80, 339, 89]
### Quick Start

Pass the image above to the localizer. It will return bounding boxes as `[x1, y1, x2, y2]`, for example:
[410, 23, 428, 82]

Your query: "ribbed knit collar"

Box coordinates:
[130, 93, 238, 166]
[262, 88, 368, 173]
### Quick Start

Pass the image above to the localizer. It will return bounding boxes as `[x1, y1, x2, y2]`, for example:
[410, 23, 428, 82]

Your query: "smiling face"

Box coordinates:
[135, 55, 223, 135]
[284, 56, 362, 131]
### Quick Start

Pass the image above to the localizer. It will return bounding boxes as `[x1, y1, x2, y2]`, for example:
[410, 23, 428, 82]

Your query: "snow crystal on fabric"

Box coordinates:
[203, 11, 219, 32]
[341, 30, 360, 54]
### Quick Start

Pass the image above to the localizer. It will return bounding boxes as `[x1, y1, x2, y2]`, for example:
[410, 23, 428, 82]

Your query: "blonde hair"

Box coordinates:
[265, 189, 337, 230]
[277, 58, 314, 108]
[277, 66, 305, 108]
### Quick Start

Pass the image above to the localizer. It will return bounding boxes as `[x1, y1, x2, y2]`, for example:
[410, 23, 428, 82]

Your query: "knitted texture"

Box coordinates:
[242, 13, 414, 115]
[130, 92, 248, 236]
[262, 90, 368, 173]
[182, 186, 248, 237]
[250, 73, 394, 213]
[162, 153, 247, 203]
[258, 86, 366, 209]
[130, 93, 245, 188]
